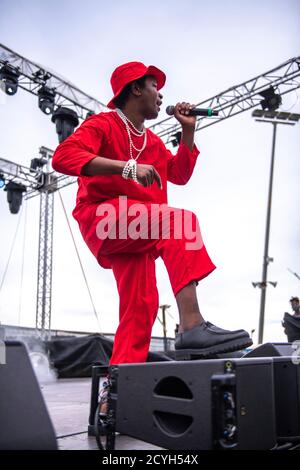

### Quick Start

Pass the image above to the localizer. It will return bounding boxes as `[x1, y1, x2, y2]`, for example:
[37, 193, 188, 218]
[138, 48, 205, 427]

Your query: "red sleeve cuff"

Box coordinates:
[178, 141, 200, 158]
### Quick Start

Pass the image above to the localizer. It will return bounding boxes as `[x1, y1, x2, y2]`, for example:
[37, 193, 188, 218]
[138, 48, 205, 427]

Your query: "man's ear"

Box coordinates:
[131, 81, 143, 98]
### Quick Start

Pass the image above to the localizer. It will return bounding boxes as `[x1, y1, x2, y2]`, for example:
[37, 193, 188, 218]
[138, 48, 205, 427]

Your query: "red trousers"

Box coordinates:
[99, 202, 216, 365]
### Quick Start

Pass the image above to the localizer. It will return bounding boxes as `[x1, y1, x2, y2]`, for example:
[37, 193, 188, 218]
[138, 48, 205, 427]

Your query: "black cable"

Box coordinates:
[273, 442, 294, 450]
[94, 402, 104, 450]
[289, 442, 300, 450]
[58, 190, 101, 329]
[94, 400, 116, 450]
[0, 203, 23, 293]
[56, 431, 88, 439]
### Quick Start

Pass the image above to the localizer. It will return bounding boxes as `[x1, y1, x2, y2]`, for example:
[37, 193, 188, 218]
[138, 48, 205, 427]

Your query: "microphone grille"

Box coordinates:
[165, 105, 175, 116]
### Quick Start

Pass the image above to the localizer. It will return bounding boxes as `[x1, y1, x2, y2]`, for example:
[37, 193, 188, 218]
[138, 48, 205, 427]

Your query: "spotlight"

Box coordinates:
[0, 64, 20, 96]
[86, 111, 95, 119]
[30, 157, 48, 172]
[170, 131, 182, 147]
[51, 107, 79, 143]
[38, 85, 56, 115]
[0, 174, 5, 189]
[259, 86, 282, 111]
[4, 181, 26, 214]
[33, 69, 51, 82]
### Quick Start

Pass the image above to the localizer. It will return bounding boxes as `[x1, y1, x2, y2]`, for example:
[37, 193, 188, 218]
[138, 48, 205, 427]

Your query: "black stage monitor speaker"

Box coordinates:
[243, 342, 294, 358]
[113, 358, 276, 450]
[243, 345, 300, 443]
[272, 357, 300, 442]
[0, 341, 57, 450]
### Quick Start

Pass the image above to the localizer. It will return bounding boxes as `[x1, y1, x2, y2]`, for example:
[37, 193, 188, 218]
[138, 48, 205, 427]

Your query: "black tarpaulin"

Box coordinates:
[46, 334, 173, 378]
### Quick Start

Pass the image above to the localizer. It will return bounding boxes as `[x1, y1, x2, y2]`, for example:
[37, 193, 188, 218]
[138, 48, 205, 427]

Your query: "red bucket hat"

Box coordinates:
[107, 61, 166, 109]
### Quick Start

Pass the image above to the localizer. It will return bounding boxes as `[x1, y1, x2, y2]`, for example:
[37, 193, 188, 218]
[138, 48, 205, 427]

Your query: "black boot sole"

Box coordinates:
[175, 337, 253, 360]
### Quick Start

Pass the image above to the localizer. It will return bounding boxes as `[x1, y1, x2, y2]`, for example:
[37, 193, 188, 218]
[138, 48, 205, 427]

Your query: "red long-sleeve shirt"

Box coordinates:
[52, 111, 200, 268]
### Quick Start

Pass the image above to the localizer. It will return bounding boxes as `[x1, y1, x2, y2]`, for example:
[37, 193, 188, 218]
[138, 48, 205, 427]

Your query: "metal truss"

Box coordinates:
[1, 147, 62, 336]
[24, 147, 77, 200]
[36, 189, 54, 336]
[149, 56, 300, 142]
[30, 147, 59, 336]
[0, 150, 76, 200]
[0, 157, 41, 189]
[0, 43, 108, 120]
[26, 173, 76, 199]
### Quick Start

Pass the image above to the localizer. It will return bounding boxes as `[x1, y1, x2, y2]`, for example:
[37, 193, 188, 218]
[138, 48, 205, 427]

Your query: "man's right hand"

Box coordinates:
[136, 163, 163, 189]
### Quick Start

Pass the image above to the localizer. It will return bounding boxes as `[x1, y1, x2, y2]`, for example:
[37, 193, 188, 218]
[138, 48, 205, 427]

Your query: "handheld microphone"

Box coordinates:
[166, 105, 218, 117]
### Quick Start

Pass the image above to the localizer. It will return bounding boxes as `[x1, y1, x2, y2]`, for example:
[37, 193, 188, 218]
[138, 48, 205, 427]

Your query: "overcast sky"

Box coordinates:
[0, 0, 299, 344]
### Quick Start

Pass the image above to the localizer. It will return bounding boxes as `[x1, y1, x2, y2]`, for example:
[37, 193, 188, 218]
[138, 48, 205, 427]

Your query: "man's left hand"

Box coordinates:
[173, 102, 196, 128]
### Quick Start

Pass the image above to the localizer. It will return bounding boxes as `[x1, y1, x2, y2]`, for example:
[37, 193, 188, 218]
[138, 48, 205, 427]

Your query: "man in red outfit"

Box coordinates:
[52, 62, 252, 368]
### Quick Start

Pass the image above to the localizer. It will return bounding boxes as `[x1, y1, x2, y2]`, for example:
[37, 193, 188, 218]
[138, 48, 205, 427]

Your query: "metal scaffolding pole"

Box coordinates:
[258, 121, 277, 344]
[36, 190, 54, 337]
[252, 110, 300, 343]
[34, 148, 57, 337]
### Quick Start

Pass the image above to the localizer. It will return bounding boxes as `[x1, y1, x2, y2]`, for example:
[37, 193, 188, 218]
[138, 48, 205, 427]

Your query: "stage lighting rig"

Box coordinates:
[170, 131, 182, 147]
[86, 111, 95, 119]
[38, 85, 56, 115]
[0, 173, 5, 188]
[51, 106, 79, 143]
[259, 86, 282, 111]
[30, 157, 48, 172]
[0, 63, 20, 95]
[33, 69, 52, 82]
[4, 181, 27, 214]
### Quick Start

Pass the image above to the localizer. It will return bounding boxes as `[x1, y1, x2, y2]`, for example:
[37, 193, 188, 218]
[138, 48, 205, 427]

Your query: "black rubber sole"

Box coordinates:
[175, 337, 253, 360]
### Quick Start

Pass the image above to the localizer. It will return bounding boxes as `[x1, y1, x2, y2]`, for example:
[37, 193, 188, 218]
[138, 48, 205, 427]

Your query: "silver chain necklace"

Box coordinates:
[116, 108, 145, 136]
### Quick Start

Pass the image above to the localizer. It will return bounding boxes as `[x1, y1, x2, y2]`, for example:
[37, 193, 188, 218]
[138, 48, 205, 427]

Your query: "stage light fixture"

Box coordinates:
[0, 64, 20, 95]
[33, 69, 52, 82]
[4, 181, 27, 214]
[30, 157, 48, 172]
[171, 131, 182, 147]
[0, 174, 5, 189]
[259, 86, 282, 111]
[51, 106, 79, 143]
[86, 111, 95, 119]
[38, 85, 56, 115]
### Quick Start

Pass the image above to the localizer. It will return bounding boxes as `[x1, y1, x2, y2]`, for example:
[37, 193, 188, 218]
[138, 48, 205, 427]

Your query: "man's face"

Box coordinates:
[139, 76, 163, 120]
[291, 300, 300, 311]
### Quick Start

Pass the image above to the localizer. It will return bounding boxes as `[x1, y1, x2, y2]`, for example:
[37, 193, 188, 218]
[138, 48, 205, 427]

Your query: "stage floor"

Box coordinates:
[40, 378, 164, 451]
